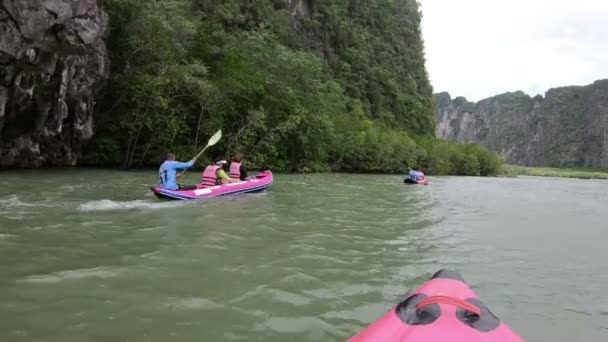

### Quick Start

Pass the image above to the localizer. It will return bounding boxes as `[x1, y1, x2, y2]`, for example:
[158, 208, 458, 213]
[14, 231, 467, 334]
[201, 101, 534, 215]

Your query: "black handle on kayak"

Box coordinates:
[416, 295, 481, 318]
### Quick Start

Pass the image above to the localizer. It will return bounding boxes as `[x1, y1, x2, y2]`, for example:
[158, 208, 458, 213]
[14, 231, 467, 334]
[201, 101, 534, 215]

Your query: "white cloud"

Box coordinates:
[419, 0, 608, 101]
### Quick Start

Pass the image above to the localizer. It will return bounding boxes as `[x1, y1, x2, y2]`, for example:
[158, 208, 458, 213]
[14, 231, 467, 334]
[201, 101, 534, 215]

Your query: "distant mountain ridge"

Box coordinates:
[435, 79, 608, 168]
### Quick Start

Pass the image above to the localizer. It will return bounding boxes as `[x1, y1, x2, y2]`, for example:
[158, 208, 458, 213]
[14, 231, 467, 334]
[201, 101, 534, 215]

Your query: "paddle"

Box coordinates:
[194, 129, 222, 160]
[179, 129, 222, 178]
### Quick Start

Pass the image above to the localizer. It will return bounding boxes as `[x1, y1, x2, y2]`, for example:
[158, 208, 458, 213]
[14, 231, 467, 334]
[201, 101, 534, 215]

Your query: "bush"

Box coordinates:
[92, 0, 503, 176]
[466, 143, 503, 176]
[413, 138, 503, 176]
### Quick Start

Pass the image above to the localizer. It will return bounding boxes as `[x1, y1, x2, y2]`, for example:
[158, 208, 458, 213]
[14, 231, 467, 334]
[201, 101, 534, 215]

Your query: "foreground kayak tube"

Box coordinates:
[151, 170, 273, 200]
[348, 270, 524, 342]
[404, 178, 429, 185]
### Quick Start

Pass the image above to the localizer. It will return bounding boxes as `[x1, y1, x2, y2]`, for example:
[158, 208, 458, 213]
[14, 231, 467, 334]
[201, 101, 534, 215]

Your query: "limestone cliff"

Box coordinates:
[435, 80, 608, 167]
[0, 0, 108, 168]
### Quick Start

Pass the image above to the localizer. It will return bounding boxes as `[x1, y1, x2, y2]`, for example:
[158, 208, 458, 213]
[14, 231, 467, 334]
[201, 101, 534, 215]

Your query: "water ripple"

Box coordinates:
[17, 266, 125, 284]
[2, 172, 608, 341]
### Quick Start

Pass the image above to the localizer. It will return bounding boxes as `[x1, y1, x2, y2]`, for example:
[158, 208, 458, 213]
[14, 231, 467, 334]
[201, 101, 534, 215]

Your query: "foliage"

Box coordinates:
[88, 0, 502, 176]
[416, 137, 503, 176]
[300, 0, 435, 133]
[501, 165, 608, 180]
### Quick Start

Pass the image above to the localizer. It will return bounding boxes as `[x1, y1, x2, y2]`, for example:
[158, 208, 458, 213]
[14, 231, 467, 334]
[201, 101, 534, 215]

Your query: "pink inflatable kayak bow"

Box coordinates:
[349, 270, 525, 341]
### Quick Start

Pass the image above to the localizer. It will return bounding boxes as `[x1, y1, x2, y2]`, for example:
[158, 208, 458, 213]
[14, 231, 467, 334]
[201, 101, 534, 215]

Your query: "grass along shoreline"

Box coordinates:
[502, 164, 608, 179]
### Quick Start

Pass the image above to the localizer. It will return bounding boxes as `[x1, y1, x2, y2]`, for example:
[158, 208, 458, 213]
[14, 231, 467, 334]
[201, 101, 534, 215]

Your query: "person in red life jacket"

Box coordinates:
[417, 167, 426, 181]
[229, 152, 248, 181]
[200, 156, 238, 187]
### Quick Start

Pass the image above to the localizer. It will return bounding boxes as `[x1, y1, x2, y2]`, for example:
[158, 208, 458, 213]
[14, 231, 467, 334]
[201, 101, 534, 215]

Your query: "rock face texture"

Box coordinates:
[290, 0, 313, 17]
[435, 80, 608, 168]
[0, 0, 108, 168]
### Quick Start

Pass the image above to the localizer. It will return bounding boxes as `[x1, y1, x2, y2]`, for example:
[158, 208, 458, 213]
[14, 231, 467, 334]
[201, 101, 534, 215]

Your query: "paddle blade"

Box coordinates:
[207, 129, 222, 147]
[194, 129, 223, 160]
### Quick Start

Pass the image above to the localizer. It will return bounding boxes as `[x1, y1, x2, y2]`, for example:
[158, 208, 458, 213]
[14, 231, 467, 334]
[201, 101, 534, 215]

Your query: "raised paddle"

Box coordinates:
[194, 129, 222, 160]
[179, 129, 222, 178]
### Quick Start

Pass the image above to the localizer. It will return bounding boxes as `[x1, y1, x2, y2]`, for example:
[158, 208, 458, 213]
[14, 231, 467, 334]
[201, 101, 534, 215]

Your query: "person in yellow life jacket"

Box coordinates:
[200, 156, 238, 187]
[229, 152, 248, 181]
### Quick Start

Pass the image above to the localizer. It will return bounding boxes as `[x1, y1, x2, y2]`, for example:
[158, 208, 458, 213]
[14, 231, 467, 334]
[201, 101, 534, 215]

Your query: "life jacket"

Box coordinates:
[201, 165, 221, 187]
[229, 162, 242, 179]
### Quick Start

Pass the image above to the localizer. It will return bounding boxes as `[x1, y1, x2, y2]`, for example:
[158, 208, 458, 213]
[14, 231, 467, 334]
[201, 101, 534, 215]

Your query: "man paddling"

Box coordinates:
[159, 153, 198, 190]
[407, 167, 425, 182]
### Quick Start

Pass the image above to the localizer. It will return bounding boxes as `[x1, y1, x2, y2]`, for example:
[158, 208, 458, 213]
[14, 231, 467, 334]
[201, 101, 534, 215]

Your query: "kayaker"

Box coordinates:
[407, 167, 424, 182]
[407, 167, 421, 181]
[416, 167, 426, 181]
[229, 152, 248, 181]
[159, 153, 198, 190]
[200, 156, 238, 187]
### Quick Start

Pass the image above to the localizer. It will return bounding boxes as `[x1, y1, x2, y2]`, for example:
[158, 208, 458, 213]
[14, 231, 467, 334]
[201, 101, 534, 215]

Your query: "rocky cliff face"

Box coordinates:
[435, 80, 608, 167]
[0, 0, 108, 168]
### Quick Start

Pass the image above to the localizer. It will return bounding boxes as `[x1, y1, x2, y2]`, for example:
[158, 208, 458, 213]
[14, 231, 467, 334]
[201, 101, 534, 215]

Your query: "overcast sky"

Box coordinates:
[419, 0, 608, 101]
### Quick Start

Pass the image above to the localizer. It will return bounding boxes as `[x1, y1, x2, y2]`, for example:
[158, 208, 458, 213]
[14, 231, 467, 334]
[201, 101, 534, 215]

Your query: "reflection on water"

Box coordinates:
[0, 170, 607, 341]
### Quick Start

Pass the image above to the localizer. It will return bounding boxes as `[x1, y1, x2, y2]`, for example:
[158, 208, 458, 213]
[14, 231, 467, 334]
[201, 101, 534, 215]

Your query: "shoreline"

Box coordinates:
[4, 164, 608, 180]
[501, 164, 608, 180]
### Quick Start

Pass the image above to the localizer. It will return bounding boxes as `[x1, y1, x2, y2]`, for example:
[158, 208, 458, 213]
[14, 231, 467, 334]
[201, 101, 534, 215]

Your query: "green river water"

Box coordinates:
[1, 169, 607, 341]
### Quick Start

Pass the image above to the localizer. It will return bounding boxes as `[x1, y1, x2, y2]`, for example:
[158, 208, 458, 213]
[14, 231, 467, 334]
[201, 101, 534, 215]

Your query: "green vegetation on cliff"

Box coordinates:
[436, 80, 608, 169]
[89, 0, 501, 175]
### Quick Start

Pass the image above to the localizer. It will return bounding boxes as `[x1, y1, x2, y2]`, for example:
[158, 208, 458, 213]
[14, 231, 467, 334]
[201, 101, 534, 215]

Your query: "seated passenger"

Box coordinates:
[229, 152, 248, 181]
[200, 156, 238, 187]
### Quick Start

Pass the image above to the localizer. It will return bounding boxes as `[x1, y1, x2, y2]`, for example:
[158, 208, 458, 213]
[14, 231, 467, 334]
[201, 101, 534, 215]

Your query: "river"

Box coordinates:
[0, 169, 607, 341]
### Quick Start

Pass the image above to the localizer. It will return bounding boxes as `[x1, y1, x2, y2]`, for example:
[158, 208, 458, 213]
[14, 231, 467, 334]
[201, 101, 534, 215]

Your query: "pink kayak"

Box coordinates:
[349, 270, 524, 342]
[404, 178, 429, 185]
[151, 170, 273, 200]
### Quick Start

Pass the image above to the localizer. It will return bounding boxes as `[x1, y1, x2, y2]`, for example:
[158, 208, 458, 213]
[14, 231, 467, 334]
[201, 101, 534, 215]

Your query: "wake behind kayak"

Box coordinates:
[349, 269, 524, 341]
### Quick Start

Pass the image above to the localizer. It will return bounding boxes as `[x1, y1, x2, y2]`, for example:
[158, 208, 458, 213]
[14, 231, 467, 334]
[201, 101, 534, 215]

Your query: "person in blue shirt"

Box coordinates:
[158, 153, 198, 190]
[408, 168, 419, 181]
[406, 166, 425, 182]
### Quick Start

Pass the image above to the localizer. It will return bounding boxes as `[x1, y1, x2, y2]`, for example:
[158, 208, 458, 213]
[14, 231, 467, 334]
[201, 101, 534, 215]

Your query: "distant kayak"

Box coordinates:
[404, 178, 429, 185]
[348, 270, 524, 342]
[151, 170, 273, 200]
